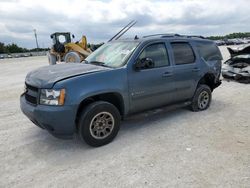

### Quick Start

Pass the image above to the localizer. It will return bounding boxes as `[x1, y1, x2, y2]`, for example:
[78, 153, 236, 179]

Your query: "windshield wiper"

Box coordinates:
[89, 61, 111, 68]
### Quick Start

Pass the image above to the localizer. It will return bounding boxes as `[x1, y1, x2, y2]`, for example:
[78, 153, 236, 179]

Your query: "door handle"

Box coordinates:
[162, 72, 173, 77]
[192, 68, 200, 72]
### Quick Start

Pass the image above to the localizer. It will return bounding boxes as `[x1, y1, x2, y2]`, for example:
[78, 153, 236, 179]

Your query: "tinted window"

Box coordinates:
[139, 43, 169, 68]
[197, 42, 222, 61]
[171, 42, 195, 65]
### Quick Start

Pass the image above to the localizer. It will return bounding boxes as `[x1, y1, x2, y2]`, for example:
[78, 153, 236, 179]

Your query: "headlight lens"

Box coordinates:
[40, 89, 65, 105]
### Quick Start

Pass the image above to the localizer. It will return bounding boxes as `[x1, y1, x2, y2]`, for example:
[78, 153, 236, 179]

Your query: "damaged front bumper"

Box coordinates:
[20, 94, 77, 139]
[222, 65, 250, 83]
[223, 48, 250, 83]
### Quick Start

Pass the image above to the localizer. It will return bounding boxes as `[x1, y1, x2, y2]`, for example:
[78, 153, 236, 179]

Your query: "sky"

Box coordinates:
[0, 0, 250, 49]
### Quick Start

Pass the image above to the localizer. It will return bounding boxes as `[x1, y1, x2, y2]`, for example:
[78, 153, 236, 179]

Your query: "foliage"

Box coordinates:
[207, 32, 250, 40]
[0, 41, 102, 54]
[0, 42, 49, 54]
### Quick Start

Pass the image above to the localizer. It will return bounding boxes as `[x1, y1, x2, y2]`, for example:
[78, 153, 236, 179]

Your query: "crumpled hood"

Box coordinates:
[227, 45, 250, 57]
[25, 63, 110, 88]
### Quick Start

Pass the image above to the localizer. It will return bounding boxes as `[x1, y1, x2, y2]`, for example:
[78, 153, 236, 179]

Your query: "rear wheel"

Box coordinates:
[64, 51, 81, 63]
[190, 84, 211, 112]
[78, 101, 121, 147]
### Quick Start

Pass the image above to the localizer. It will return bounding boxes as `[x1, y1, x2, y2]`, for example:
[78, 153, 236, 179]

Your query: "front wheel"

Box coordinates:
[78, 101, 121, 147]
[190, 84, 212, 112]
[64, 51, 81, 63]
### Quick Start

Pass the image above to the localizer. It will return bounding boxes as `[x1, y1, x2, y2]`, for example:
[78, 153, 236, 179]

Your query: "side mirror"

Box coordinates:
[72, 34, 75, 39]
[134, 57, 155, 70]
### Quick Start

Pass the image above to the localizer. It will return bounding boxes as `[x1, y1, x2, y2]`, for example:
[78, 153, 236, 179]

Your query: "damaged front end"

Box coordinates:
[227, 45, 250, 57]
[222, 54, 250, 83]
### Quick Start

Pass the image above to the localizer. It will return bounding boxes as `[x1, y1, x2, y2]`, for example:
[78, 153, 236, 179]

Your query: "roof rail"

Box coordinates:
[143, 34, 206, 39]
[183, 35, 206, 39]
[143, 33, 180, 38]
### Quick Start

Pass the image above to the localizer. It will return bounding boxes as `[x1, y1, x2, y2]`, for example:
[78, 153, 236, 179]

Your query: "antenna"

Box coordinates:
[108, 20, 137, 42]
[114, 21, 137, 40]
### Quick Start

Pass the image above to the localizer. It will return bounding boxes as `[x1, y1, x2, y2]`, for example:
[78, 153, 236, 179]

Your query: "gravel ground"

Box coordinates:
[0, 47, 249, 187]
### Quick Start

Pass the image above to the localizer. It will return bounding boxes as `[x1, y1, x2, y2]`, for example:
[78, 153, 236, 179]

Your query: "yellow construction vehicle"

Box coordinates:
[48, 21, 137, 65]
[48, 32, 92, 65]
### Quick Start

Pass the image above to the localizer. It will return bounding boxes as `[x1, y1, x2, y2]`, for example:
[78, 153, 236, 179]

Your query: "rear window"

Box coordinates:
[197, 42, 222, 61]
[171, 42, 195, 65]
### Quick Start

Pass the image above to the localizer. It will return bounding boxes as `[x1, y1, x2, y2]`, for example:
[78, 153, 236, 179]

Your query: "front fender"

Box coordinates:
[54, 68, 130, 115]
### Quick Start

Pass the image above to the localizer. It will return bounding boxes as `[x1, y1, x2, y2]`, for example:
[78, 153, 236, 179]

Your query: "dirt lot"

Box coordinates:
[0, 47, 249, 187]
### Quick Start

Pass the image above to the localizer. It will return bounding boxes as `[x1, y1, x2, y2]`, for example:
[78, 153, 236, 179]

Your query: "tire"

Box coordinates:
[47, 53, 57, 65]
[190, 84, 212, 112]
[64, 51, 81, 63]
[78, 101, 121, 147]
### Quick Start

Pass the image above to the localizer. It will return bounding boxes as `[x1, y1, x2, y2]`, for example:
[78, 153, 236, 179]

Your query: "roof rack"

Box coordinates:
[143, 34, 181, 38]
[183, 35, 206, 39]
[143, 34, 206, 39]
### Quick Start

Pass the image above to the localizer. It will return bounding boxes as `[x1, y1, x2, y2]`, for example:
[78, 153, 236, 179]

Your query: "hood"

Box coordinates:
[26, 63, 110, 88]
[227, 45, 250, 57]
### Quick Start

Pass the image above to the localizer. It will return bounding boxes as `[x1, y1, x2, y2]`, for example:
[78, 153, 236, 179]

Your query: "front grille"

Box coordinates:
[26, 84, 38, 92]
[25, 83, 39, 105]
[25, 94, 37, 104]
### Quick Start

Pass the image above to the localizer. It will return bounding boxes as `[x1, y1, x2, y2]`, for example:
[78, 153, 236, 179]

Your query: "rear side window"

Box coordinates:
[197, 42, 222, 61]
[171, 42, 195, 65]
[139, 43, 169, 68]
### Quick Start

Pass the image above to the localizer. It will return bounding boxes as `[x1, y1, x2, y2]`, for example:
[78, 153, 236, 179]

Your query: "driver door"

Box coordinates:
[128, 42, 175, 113]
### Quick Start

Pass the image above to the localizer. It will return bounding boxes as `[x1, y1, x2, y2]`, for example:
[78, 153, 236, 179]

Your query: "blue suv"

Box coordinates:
[20, 34, 222, 147]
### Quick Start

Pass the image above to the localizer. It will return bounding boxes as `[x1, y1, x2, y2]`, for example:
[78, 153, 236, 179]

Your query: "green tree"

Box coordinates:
[0, 42, 7, 53]
[6, 43, 24, 53]
[207, 32, 250, 40]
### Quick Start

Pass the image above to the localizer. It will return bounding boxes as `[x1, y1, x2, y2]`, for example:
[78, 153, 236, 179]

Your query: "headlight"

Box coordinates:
[40, 89, 65, 105]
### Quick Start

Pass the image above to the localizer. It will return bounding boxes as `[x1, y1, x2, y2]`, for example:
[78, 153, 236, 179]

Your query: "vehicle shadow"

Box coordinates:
[26, 104, 189, 165]
[28, 103, 189, 151]
[120, 105, 189, 134]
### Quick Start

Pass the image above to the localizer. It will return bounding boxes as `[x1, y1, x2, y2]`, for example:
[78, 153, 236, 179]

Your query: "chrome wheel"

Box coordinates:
[198, 91, 209, 109]
[89, 112, 115, 139]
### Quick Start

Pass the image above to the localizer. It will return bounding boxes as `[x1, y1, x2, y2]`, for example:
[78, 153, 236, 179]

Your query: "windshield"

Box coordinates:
[85, 41, 139, 68]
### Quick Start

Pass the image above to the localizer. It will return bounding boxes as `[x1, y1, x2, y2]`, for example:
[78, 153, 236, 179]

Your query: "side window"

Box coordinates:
[138, 43, 169, 68]
[197, 42, 222, 61]
[171, 42, 195, 65]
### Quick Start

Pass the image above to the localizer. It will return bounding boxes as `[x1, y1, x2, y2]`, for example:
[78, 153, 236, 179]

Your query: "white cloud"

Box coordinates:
[0, 0, 249, 48]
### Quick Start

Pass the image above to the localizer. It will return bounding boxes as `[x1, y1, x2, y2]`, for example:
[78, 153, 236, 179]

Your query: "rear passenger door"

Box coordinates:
[170, 42, 199, 101]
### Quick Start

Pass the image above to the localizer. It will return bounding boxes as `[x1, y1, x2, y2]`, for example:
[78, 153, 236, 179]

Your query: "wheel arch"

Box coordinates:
[75, 92, 125, 130]
[197, 73, 217, 91]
